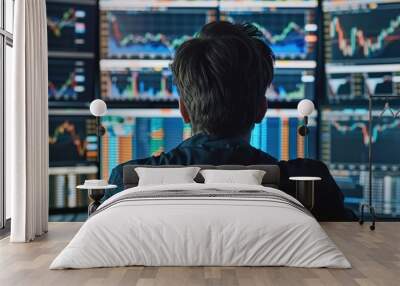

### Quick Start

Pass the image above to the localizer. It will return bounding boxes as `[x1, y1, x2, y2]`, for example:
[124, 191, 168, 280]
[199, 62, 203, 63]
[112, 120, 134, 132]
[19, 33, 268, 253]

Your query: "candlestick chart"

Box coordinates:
[323, 111, 400, 166]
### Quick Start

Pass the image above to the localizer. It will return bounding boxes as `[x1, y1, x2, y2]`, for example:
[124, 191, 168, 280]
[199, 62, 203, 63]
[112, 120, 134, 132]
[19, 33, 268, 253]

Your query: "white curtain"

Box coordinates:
[8, 0, 49, 242]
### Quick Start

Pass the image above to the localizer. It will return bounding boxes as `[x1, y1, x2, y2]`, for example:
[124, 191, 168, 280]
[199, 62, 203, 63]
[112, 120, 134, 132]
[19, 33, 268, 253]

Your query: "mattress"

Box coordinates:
[50, 183, 351, 269]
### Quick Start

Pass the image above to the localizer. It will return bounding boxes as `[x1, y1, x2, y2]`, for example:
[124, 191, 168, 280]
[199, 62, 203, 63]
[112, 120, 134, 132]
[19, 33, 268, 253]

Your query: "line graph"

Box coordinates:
[49, 121, 88, 157]
[222, 8, 317, 60]
[329, 115, 400, 165]
[326, 5, 400, 63]
[47, 2, 95, 52]
[110, 15, 191, 54]
[254, 21, 306, 56]
[47, 8, 77, 37]
[267, 69, 314, 102]
[48, 59, 94, 103]
[49, 116, 98, 166]
[105, 9, 216, 59]
[332, 120, 400, 146]
[330, 16, 400, 58]
[101, 68, 179, 102]
[48, 72, 77, 100]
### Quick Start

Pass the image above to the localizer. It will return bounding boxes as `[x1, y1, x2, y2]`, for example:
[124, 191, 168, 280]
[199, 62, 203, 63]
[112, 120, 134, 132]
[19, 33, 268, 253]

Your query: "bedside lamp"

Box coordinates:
[297, 99, 315, 159]
[90, 99, 107, 164]
[297, 99, 315, 137]
[90, 99, 107, 138]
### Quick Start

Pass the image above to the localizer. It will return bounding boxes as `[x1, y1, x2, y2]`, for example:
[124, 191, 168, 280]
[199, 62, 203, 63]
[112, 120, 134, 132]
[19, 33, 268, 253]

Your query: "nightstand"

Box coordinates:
[289, 177, 321, 211]
[77, 184, 117, 215]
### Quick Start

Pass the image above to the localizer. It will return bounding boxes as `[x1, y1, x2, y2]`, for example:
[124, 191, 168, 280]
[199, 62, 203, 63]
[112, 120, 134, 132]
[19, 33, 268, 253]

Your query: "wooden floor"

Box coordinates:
[0, 222, 399, 286]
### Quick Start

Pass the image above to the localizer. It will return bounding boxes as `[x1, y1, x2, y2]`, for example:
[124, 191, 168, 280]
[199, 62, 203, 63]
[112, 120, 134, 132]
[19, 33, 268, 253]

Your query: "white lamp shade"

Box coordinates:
[297, 99, 315, 117]
[90, 99, 107, 117]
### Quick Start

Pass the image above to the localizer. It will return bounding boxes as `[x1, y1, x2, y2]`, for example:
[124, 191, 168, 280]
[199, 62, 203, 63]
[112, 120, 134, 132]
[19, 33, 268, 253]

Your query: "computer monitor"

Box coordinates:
[47, 0, 97, 52]
[220, 3, 318, 61]
[323, 0, 400, 104]
[100, 60, 178, 105]
[48, 58, 95, 105]
[99, 2, 217, 59]
[49, 115, 98, 166]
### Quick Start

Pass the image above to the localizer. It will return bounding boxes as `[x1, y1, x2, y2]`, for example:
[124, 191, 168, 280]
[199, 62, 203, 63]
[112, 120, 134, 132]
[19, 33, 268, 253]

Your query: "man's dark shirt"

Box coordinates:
[107, 133, 355, 221]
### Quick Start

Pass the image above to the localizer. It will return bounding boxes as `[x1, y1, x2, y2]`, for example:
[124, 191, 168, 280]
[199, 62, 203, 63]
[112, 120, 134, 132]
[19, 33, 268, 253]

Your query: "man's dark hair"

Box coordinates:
[171, 21, 275, 136]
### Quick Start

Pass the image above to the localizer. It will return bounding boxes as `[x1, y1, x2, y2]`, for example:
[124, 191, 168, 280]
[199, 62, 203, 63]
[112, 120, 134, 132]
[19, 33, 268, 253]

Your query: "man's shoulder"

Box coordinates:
[110, 156, 161, 176]
[279, 158, 330, 171]
[109, 149, 182, 177]
[246, 145, 278, 164]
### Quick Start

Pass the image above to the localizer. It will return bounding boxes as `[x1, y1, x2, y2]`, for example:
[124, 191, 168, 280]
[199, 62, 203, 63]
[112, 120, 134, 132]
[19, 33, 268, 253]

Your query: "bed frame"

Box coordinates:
[123, 165, 280, 189]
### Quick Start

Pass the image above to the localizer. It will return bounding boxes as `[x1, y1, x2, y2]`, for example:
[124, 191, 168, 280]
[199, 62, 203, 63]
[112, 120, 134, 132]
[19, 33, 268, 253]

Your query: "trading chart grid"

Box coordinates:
[47, 0, 97, 107]
[47, 0, 98, 218]
[321, 109, 400, 217]
[323, 0, 400, 218]
[324, 1, 400, 104]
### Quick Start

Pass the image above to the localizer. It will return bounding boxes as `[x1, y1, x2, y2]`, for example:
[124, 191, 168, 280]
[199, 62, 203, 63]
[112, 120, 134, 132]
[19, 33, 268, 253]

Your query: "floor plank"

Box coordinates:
[0, 222, 399, 286]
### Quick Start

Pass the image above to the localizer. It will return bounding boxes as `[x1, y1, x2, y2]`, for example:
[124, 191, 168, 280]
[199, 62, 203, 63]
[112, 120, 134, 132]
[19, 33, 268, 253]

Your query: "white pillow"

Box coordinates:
[135, 167, 201, 186]
[200, 169, 266, 185]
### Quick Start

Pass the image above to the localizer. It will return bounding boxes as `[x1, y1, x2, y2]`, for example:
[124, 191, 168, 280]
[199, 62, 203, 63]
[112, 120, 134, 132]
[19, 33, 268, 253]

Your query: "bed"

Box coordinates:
[50, 165, 350, 269]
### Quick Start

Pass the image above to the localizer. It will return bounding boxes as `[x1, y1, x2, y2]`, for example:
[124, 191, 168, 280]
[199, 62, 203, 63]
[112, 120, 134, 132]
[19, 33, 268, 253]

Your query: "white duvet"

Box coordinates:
[50, 183, 351, 269]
